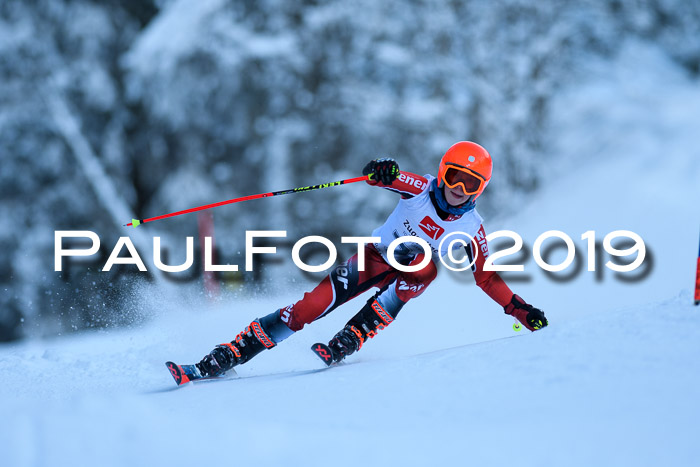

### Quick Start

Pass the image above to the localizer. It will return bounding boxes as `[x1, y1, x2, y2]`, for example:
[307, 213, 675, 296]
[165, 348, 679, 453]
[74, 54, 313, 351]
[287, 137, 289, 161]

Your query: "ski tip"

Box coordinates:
[310, 343, 334, 367]
[166, 361, 191, 386]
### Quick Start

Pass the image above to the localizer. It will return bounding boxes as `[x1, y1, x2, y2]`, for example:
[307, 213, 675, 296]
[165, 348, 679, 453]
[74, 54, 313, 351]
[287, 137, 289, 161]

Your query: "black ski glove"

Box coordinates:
[504, 294, 548, 331]
[363, 158, 400, 185]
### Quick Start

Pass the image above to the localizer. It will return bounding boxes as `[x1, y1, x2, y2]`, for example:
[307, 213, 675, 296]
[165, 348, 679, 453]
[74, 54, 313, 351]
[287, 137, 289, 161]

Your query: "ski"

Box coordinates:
[165, 361, 237, 386]
[163, 334, 528, 389]
[310, 342, 335, 366]
[159, 362, 329, 391]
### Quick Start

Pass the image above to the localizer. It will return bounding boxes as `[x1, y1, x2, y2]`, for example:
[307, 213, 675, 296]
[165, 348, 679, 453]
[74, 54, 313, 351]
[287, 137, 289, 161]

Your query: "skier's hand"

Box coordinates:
[363, 158, 400, 185]
[504, 294, 548, 331]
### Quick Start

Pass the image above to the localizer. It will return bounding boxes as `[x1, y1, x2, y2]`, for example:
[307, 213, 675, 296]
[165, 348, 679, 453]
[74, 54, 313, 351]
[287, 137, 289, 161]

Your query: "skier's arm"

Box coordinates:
[363, 158, 427, 198]
[469, 225, 548, 331]
[469, 225, 514, 307]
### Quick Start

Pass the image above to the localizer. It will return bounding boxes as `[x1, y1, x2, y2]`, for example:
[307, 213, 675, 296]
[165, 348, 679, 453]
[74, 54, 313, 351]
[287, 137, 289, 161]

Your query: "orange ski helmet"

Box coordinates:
[437, 141, 492, 201]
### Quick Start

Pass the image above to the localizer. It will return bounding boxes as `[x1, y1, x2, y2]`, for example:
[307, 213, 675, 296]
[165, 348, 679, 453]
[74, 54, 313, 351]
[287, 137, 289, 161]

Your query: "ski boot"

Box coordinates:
[196, 319, 277, 377]
[314, 293, 400, 365]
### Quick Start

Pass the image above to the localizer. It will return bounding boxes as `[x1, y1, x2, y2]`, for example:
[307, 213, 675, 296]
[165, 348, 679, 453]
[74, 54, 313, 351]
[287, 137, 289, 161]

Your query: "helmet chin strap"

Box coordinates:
[432, 179, 476, 215]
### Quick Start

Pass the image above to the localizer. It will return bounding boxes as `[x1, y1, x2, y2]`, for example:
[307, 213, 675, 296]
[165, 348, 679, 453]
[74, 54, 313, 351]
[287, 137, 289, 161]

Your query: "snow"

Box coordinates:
[2, 41, 700, 466]
[46, 92, 169, 287]
[124, 0, 227, 76]
[2, 292, 698, 466]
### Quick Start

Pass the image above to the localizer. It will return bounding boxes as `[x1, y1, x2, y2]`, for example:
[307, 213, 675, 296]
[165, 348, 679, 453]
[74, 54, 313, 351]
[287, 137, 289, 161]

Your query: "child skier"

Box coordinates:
[191, 141, 548, 378]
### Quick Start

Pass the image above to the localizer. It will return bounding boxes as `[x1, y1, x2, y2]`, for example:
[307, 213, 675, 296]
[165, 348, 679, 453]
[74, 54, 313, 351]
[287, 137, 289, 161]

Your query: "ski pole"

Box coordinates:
[695, 228, 700, 306]
[125, 175, 371, 227]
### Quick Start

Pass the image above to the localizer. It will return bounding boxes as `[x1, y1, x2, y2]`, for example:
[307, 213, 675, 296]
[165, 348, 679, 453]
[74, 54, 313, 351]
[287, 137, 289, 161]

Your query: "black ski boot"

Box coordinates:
[327, 325, 364, 363]
[324, 294, 400, 364]
[197, 320, 276, 377]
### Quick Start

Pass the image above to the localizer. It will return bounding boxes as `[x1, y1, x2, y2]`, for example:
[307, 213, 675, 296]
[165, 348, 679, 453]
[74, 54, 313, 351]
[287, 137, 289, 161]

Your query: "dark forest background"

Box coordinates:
[1, 0, 698, 341]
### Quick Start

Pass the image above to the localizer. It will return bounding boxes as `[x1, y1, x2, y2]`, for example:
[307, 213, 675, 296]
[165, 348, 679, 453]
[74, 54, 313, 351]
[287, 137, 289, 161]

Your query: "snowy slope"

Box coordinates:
[2, 42, 699, 467]
[2, 293, 698, 467]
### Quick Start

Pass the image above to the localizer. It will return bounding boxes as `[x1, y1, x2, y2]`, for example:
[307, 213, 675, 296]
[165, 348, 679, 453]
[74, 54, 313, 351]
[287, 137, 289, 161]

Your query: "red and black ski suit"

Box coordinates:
[277, 172, 515, 333]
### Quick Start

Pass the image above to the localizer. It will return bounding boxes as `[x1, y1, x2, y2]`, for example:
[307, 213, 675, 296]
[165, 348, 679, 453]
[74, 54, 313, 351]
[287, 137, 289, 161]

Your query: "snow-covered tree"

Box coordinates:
[1, 0, 697, 341]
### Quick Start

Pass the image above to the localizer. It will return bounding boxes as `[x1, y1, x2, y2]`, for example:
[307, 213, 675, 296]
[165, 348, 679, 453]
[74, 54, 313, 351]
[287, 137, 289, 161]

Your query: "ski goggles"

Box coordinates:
[441, 164, 486, 195]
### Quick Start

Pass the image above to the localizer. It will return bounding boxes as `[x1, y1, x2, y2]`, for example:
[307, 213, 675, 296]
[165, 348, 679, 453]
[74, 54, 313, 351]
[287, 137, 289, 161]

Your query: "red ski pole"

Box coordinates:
[695, 229, 700, 306]
[125, 175, 371, 227]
